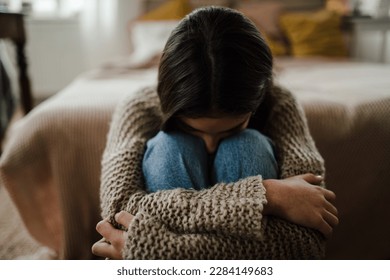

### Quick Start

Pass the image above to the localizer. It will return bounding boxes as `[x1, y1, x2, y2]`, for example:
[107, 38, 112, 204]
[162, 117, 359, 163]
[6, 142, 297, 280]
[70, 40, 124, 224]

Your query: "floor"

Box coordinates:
[0, 183, 49, 259]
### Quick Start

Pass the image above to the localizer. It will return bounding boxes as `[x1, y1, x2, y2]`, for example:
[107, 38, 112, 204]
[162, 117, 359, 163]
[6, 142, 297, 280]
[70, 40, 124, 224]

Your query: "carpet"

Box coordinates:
[0, 184, 57, 259]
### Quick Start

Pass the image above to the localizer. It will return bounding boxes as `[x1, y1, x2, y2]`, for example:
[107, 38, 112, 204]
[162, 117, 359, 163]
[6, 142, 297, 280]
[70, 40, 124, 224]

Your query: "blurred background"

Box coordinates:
[0, 0, 389, 102]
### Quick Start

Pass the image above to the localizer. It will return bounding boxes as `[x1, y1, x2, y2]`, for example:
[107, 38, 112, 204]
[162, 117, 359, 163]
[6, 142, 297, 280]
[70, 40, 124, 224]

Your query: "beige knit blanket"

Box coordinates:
[100, 85, 326, 259]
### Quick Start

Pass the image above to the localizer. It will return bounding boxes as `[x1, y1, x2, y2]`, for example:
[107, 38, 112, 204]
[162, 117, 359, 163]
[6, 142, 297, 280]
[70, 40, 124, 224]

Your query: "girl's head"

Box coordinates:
[158, 6, 273, 131]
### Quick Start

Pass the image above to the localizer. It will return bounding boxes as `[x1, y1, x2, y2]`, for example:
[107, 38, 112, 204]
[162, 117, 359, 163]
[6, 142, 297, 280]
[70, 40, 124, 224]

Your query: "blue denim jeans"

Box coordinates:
[142, 129, 278, 192]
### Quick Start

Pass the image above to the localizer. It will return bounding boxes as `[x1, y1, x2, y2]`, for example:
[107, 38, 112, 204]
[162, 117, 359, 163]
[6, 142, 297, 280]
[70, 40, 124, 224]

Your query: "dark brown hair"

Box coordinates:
[157, 6, 273, 130]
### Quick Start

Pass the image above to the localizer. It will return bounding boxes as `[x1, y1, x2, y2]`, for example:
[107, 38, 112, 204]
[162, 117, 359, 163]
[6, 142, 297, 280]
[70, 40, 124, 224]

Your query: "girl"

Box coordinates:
[92, 7, 338, 259]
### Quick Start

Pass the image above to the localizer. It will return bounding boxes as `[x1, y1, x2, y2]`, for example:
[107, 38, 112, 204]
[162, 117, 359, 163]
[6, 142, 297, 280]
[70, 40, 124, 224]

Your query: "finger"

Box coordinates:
[300, 173, 324, 185]
[115, 211, 134, 229]
[323, 189, 336, 202]
[92, 239, 119, 259]
[317, 218, 333, 239]
[323, 209, 339, 228]
[324, 200, 338, 217]
[96, 220, 121, 241]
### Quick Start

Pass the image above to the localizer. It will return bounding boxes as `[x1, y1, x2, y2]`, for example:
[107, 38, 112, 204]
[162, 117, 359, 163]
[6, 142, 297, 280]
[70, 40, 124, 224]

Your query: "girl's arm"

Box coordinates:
[260, 85, 338, 238]
[93, 208, 324, 259]
[261, 85, 325, 179]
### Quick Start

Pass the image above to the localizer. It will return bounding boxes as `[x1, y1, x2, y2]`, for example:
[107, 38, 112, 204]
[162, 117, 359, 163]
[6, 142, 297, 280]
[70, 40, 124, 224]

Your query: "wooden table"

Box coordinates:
[0, 11, 33, 152]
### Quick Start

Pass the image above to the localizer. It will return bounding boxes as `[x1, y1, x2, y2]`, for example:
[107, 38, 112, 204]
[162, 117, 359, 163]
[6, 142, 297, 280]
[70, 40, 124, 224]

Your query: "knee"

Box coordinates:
[219, 129, 277, 168]
[142, 131, 208, 192]
[143, 131, 205, 166]
[217, 129, 278, 180]
[239, 129, 270, 142]
[221, 129, 275, 154]
[145, 131, 203, 154]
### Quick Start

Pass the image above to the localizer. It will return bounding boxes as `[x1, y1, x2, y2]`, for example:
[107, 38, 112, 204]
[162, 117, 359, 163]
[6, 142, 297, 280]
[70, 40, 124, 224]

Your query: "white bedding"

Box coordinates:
[275, 58, 390, 104]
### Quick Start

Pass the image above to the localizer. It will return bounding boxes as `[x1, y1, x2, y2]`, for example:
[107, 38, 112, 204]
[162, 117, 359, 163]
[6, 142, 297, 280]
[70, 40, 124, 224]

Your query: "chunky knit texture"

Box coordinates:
[100, 85, 326, 259]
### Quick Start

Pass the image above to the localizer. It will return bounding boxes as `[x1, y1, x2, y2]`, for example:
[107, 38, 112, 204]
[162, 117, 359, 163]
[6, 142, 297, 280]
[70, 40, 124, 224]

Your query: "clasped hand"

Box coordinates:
[263, 173, 339, 238]
[92, 211, 133, 259]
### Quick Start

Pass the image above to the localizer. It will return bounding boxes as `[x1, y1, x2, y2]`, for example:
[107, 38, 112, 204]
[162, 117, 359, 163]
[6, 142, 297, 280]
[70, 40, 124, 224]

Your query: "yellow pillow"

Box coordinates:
[139, 0, 192, 21]
[280, 9, 347, 57]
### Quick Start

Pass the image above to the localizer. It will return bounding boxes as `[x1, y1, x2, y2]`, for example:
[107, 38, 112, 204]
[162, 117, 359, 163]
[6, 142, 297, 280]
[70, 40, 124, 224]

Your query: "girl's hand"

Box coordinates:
[263, 173, 339, 238]
[92, 211, 134, 259]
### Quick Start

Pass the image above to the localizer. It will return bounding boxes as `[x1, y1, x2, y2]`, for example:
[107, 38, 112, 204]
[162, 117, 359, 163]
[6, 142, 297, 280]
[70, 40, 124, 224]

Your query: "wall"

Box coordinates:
[24, 0, 142, 99]
[25, 17, 84, 99]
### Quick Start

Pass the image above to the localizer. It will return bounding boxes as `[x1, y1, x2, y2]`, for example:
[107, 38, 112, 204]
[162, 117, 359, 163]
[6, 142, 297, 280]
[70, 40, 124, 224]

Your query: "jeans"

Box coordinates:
[142, 129, 278, 192]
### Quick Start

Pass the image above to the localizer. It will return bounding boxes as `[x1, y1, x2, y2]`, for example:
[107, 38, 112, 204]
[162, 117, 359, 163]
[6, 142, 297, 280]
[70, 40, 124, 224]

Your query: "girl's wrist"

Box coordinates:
[262, 179, 281, 216]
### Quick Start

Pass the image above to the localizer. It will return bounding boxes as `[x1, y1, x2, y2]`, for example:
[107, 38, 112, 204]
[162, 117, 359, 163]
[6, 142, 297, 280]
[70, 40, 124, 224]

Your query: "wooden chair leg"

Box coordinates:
[16, 42, 33, 114]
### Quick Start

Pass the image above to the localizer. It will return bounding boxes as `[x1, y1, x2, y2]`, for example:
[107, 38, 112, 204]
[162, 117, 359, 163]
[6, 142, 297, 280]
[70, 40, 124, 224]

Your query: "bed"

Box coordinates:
[1, 0, 390, 259]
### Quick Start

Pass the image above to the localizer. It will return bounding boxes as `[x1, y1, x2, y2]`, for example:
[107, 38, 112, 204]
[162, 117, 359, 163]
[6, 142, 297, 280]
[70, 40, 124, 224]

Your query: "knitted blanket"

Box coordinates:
[100, 85, 326, 259]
